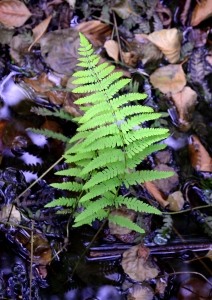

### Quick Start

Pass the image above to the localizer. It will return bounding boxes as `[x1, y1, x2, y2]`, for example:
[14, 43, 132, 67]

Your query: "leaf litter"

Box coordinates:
[0, 0, 212, 299]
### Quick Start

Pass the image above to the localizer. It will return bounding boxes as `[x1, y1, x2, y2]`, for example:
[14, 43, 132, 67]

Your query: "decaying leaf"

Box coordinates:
[191, 0, 212, 27]
[153, 164, 179, 194]
[23, 72, 55, 94]
[0, 204, 21, 223]
[0, 0, 32, 28]
[147, 28, 182, 63]
[104, 40, 119, 62]
[65, 0, 76, 7]
[188, 135, 212, 172]
[40, 28, 80, 76]
[63, 92, 85, 117]
[14, 229, 52, 265]
[178, 277, 212, 300]
[144, 181, 169, 208]
[127, 283, 154, 300]
[76, 20, 112, 47]
[171, 86, 197, 132]
[167, 191, 185, 211]
[121, 244, 159, 281]
[111, 0, 138, 19]
[134, 35, 163, 64]
[28, 15, 52, 52]
[150, 64, 186, 94]
[122, 51, 139, 67]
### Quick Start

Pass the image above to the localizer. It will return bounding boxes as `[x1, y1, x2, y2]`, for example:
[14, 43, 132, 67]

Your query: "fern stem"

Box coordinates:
[64, 211, 110, 284]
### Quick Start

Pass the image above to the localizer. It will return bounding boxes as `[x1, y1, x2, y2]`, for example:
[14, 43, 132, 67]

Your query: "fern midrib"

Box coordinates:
[84, 47, 128, 185]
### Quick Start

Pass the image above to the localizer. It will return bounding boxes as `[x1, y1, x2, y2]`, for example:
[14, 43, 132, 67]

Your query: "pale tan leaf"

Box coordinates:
[188, 135, 212, 172]
[191, 0, 212, 27]
[144, 181, 169, 208]
[111, 0, 138, 19]
[0, 0, 32, 28]
[171, 86, 197, 132]
[104, 40, 119, 62]
[147, 28, 182, 63]
[28, 15, 52, 52]
[167, 191, 185, 211]
[150, 64, 186, 94]
[65, 0, 76, 7]
[76, 21, 112, 47]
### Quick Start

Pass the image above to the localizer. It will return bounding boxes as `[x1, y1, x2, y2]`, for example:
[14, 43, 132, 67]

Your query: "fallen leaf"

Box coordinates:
[28, 15, 52, 52]
[191, 0, 212, 27]
[76, 21, 112, 47]
[104, 40, 119, 62]
[147, 28, 182, 63]
[155, 2, 172, 27]
[167, 191, 185, 211]
[133, 35, 163, 64]
[122, 51, 139, 67]
[144, 181, 169, 208]
[65, 0, 76, 7]
[153, 164, 179, 194]
[111, 0, 139, 19]
[171, 86, 197, 132]
[23, 73, 55, 94]
[40, 28, 80, 76]
[127, 283, 154, 300]
[178, 277, 212, 300]
[63, 91, 85, 117]
[150, 64, 186, 94]
[0, 0, 32, 28]
[188, 135, 212, 172]
[121, 244, 159, 281]
[0, 204, 21, 223]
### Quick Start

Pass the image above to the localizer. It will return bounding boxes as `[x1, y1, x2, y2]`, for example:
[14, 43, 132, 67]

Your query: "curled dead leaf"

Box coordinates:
[150, 64, 186, 94]
[147, 28, 182, 63]
[0, 0, 32, 28]
[167, 191, 185, 211]
[121, 244, 159, 281]
[144, 181, 169, 208]
[76, 20, 112, 47]
[188, 135, 212, 172]
[122, 51, 139, 67]
[171, 86, 197, 132]
[28, 15, 52, 52]
[191, 0, 212, 27]
[104, 40, 119, 62]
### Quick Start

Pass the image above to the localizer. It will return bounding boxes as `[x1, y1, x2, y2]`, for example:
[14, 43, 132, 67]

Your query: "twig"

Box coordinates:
[112, 11, 123, 63]
[29, 220, 34, 300]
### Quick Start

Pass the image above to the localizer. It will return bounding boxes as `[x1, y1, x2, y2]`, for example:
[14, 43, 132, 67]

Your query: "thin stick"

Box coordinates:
[29, 220, 34, 300]
[112, 11, 123, 63]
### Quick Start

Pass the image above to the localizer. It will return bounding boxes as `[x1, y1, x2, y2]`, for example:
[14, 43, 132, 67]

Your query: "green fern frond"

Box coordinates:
[108, 214, 145, 234]
[27, 128, 69, 142]
[30, 107, 74, 121]
[51, 182, 83, 192]
[124, 170, 173, 187]
[45, 197, 76, 207]
[46, 33, 174, 233]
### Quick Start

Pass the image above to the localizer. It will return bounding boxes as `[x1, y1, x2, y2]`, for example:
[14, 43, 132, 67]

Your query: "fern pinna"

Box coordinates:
[46, 33, 173, 233]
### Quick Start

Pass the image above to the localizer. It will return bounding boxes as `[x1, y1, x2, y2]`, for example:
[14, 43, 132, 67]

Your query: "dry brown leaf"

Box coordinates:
[188, 135, 212, 172]
[144, 181, 169, 208]
[122, 51, 139, 67]
[150, 64, 186, 94]
[147, 28, 182, 63]
[104, 40, 119, 61]
[23, 73, 55, 94]
[76, 20, 112, 47]
[0, 0, 32, 28]
[167, 191, 185, 211]
[191, 0, 212, 27]
[121, 244, 159, 281]
[63, 91, 85, 117]
[28, 15, 52, 52]
[45, 90, 66, 105]
[111, 0, 139, 19]
[171, 86, 197, 132]
[153, 164, 179, 193]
